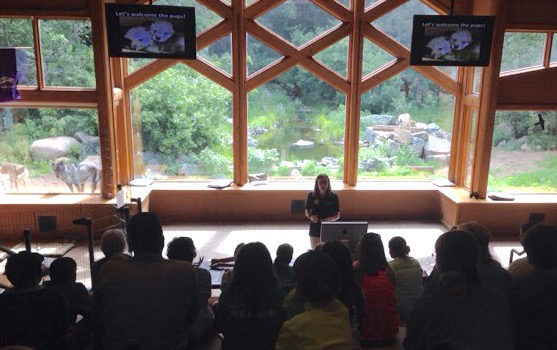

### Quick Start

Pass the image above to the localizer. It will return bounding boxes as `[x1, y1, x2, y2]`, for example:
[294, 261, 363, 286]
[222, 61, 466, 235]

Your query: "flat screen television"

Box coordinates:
[410, 15, 495, 66]
[105, 3, 196, 59]
[320, 221, 368, 257]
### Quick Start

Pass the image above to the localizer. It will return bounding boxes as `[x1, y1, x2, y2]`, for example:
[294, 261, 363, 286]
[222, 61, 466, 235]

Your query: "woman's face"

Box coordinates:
[317, 177, 328, 194]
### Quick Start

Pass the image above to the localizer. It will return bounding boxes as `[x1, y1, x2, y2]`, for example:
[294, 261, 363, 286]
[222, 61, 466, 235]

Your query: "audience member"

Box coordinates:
[354, 233, 399, 348]
[44, 256, 92, 324]
[510, 223, 557, 350]
[321, 241, 364, 349]
[273, 243, 296, 294]
[93, 212, 198, 350]
[0, 252, 67, 350]
[508, 221, 539, 279]
[167, 237, 214, 347]
[91, 228, 129, 286]
[275, 251, 352, 350]
[214, 242, 284, 350]
[404, 230, 514, 350]
[216, 242, 245, 291]
[387, 236, 424, 322]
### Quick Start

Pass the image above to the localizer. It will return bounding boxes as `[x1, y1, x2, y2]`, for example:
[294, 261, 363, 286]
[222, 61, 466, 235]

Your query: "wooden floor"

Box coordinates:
[1, 220, 522, 290]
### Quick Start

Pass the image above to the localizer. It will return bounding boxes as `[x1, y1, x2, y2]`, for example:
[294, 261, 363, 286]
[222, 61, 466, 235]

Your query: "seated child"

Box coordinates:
[44, 256, 92, 324]
[388, 236, 424, 322]
[275, 251, 352, 350]
[273, 243, 296, 294]
[0, 252, 67, 349]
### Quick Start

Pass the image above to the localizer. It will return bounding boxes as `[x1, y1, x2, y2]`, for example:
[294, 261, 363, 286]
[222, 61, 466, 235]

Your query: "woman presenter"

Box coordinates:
[305, 174, 340, 249]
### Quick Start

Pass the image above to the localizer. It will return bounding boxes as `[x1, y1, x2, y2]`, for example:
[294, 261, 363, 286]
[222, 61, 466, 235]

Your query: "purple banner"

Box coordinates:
[0, 48, 20, 102]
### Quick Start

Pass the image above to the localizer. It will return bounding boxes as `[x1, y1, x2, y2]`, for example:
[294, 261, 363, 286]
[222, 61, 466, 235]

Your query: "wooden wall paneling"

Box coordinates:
[496, 67, 557, 109]
[232, 0, 248, 185]
[183, 57, 235, 91]
[470, 0, 507, 199]
[111, 57, 132, 185]
[245, 0, 286, 20]
[344, 0, 363, 185]
[90, 0, 117, 199]
[506, 0, 557, 30]
[32, 17, 45, 89]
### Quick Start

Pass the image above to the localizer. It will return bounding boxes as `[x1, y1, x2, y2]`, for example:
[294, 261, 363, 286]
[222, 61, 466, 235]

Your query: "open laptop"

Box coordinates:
[320, 221, 368, 257]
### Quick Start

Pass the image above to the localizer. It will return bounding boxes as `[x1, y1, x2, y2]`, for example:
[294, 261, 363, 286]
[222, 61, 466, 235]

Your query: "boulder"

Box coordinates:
[365, 127, 376, 145]
[394, 127, 413, 144]
[74, 131, 97, 144]
[520, 143, 530, 151]
[321, 157, 339, 167]
[369, 114, 396, 125]
[292, 140, 314, 148]
[249, 126, 268, 136]
[424, 135, 451, 156]
[497, 140, 507, 147]
[412, 131, 429, 141]
[388, 139, 400, 154]
[425, 123, 441, 133]
[411, 137, 425, 156]
[31, 136, 80, 161]
[415, 122, 427, 130]
[247, 137, 259, 147]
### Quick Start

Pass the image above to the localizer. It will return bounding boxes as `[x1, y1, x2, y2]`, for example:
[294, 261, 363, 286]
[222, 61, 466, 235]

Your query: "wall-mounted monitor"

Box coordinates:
[320, 221, 368, 257]
[105, 3, 196, 59]
[410, 15, 495, 66]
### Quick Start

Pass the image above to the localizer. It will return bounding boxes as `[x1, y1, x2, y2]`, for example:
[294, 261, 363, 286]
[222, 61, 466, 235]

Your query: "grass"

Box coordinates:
[488, 156, 557, 193]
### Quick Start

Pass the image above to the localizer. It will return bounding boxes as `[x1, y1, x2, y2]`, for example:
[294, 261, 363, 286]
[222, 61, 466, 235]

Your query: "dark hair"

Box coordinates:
[522, 223, 557, 269]
[359, 232, 388, 275]
[230, 242, 276, 311]
[233, 243, 245, 259]
[167, 237, 196, 262]
[313, 173, 331, 198]
[275, 243, 293, 265]
[321, 241, 357, 307]
[452, 222, 494, 265]
[5, 251, 44, 288]
[435, 230, 480, 287]
[388, 236, 410, 258]
[294, 250, 339, 303]
[128, 212, 164, 255]
[49, 257, 77, 285]
[520, 221, 539, 241]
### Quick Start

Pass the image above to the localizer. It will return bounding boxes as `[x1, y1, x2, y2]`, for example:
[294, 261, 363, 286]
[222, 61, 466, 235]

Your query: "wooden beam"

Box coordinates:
[362, 0, 409, 23]
[124, 59, 178, 91]
[0, 88, 97, 108]
[543, 32, 553, 68]
[470, 0, 507, 199]
[32, 17, 45, 89]
[310, 0, 352, 22]
[449, 67, 471, 186]
[196, 0, 233, 19]
[360, 58, 407, 92]
[344, 0, 365, 186]
[91, 0, 117, 199]
[246, 57, 296, 91]
[362, 23, 408, 58]
[414, 66, 461, 96]
[183, 57, 235, 91]
[463, 94, 480, 108]
[232, 0, 248, 185]
[299, 22, 352, 56]
[506, 0, 557, 30]
[197, 19, 233, 51]
[497, 66, 557, 108]
[111, 57, 133, 185]
[0, 0, 90, 17]
[245, 0, 286, 20]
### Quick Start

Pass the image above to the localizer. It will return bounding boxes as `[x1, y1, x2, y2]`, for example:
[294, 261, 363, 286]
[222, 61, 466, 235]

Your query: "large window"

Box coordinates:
[0, 18, 37, 86]
[500, 32, 546, 73]
[130, 64, 232, 180]
[0, 108, 100, 193]
[488, 111, 557, 193]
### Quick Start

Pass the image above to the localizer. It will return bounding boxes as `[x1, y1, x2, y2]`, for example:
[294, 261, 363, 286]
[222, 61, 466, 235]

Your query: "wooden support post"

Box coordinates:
[232, 0, 248, 185]
[32, 17, 45, 89]
[111, 57, 133, 185]
[470, 0, 507, 198]
[91, 0, 117, 198]
[344, 0, 364, 186]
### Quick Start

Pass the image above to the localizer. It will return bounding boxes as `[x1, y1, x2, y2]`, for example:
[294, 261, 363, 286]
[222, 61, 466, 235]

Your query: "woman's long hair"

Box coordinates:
[451, 222, 496, 266]
[313, 173, 331, 198]
[358, 232, 388, 276]
[435, 230, 480, 292]
[230, 242, 276, 311]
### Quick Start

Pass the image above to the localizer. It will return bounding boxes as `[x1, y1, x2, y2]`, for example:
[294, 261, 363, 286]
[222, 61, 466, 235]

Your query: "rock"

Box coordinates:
[424, 135, 451, 156]
[415, 122, 427, 130]
[369, 114, 396, 125]
[425, 123, 441, 133]
[249, 126, 268, 136]
[321, 157, 339, 167]
[226, 116, 233, 124]
[74, 131, 97, 144]
[292, 140, 314, 148]
[516, 136, 528, 145]
[365, 127, 376, 145]
[388, 139, 400, 154]
[290, 168, 302, 177]
[411, 137, 425, 156]
[435, 131, 444, 138]
[394, 127, 413, 144]
[397, 113, 412, 127]
[497, 140, 507, 147]
[247, 137, 259, 147]
[520, 143, 530, 151]
[31, 136, 81, 161]
[412, 131, 429, 141]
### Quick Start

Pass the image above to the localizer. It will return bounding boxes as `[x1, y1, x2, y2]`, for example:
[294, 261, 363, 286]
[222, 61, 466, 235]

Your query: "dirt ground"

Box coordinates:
[490, 149, 557, 176]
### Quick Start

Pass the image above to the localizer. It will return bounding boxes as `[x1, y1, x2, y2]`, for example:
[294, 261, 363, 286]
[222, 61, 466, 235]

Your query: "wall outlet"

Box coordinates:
[291, 200, 305, 214]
